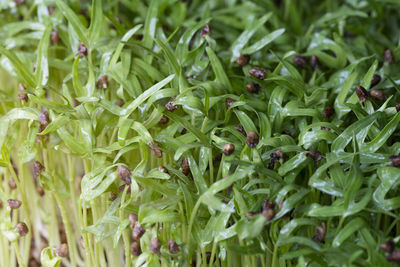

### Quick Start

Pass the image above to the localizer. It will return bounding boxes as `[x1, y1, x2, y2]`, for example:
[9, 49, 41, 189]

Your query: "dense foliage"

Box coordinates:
[1, 0, 400, 266]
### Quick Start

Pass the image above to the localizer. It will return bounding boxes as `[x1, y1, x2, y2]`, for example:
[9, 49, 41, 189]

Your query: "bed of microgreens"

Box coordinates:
[1, 0, 400, 266]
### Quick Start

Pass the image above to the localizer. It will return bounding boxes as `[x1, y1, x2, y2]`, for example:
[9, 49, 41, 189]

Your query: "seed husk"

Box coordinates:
[310, 55, 321, 70]
[158, 165, 168, 173]
[293, 55, 307, 68]
[322, 107, 334, 118]
[8, 179, 17, 190]
[149, 237, 161, 254]
[384, 49, 395, 64]
[222, 143, 235, 156]
[245, 212, 257, 218]
[132, 225, 145, 240]
[168, 240, 179, 254]
[78, 43, 88, 57]
[246, 83, 260, 93]
[33, 161, 45, 179]
[246, 131, 259, 148]
[262, 208, 275, 221]
[159, 115, 169, 125]
[37, 186, 45, 196]
[200, 24, 211, 37]
[235, 125, 246, 136]
[50, 29, 60, 45]
[312, 222, 326, 243]
[15, 222, 28, 236]
[18, 83, 28, 102]
[249, 67, 266, 80]
[225, 98, 235, 109]
[96, 75, 108, 89]
[130, 241, 142, 256]
[355, 85, 368, 103]
[387, 250, 400, 262]
[396, 104, 400, 112]
[267, 160, 275, 170]
[149, 142, 163, 158]
[110, 192, 117, 201]
[55, 243, 68, 258]
[381, 239, 395, 253]
[370, 74, 381, 88]
[236, 54, 250, 66]
[181, 157, 190, 176]
[306, 149, 323, 163]
[370, 89, 386, 101]
[129, 213, 138, 228]
[38, 111, 50, 127]
[270, 150, 286, 162]
[8, 199, 22, 209]
[389, 156, 400, 167]
[165, 97, 178, 111]
[117, 165, 131, 184]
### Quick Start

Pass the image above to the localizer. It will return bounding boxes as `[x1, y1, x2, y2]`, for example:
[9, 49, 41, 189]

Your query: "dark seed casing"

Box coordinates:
[222, 143, 235, 156]
[50, 29, 60, 45]
[78, 43, 88, 57]
[18, 83, 28, 102]
[55, 243, 68, 258]
[165, 97, 178, 111]
[8, 199, 22, 209]
[384, 49, 395, 64]
[181, 157, 190, 176]
[370, 89, 386, 101]
[387, 250, 400, 262]
[38, 111, 50, 127]
[159, 115, 169, 124]
[235, 125, 246, 136]
[132, 225, 145, 240]
[236, 54, 250, 66]
[33, 161, 45, 179]
[15, 222, 28, 236]
[131, 241, 142, 256]
[246, 131, 259, 148]
[200, 24, 211, 37]
[117, 165, 131, 184]
[293, 55, 307, 68]
[149, 237, 161, 254]
[96, 75, 108, 89]
[355, 85, 368, 103]
[322, 107, 334, 118]
[310, 55, 321, 70]
[396, 104, 400, 112]
[129, 213, 138, 228]
[225, 98, 234, 109]
[168, 240, 179, 254]
[381, 239, 395, 253]
[246, 83, 260, 93]
[249, 67, 266, 80]
[389, 156, 400, 167]
[370, 74, 381, 88]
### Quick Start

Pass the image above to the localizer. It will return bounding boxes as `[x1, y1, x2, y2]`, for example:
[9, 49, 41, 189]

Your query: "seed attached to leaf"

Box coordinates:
[381, 239, 395, 253]
[181, 157, 190, 176]
[246, 131, 259, 148]
[38, 111, 50, 127]
[129, 213, 138, 228]
[37, 186, 45, 196]
[117, 165, 131, 184]
[159, 115, 169, 124]
[236, 54, 250, 66]
[225, 98, 235, 109]
[8, 179, 16, 190]
[131, 241, 142, 256]
[150, 237, 161, 254]
[110, 192, 117, 201]
[132, 225, 145, 240]
[246, 83, 260, 93]
[165, 97, 178, 111]
[222, 143, 235, 156]
[384, 49, 395, 64]
[370, 74, 381, 88]
[158, 165, 168, 173]
[55, 243, 68, 258]
[168, 240, 179, 254]
[15, 222, 28, 236]
[370, 89, 386, 101]
[293, 55, 307, 68]
[8, 199, 22, 209]
[396, 104, 400, 112]
[234, 125, 246, 136]
[387, 250, 400, 262]
[306, 149, 323, 163]
[50, 29, 60, 45]
[78, 43, 88, 57]
[270, 150, 286, 162]
[267, 160, 275, 170]
[200, 24, 211, 37]
[249, 67, 266, 80]
[96, 75, 108, 89]
[312, 222, 326, 243]
[149, 142, 163, 158]
[389, 156, 400, 167]
[322, 107, 334, 118]
[245, 212, 257, 218]
[262, 207, 275, 221]
[33, 161, 45, 179]
[355, 85, 368, 103]
[17, 83, 28, 102]
[310, 55, 321, 70]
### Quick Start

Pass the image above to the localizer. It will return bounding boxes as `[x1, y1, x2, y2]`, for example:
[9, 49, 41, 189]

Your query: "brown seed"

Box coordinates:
[149, 237, 161, 254]
[165, 97, 178, 111]
[168, 240, 179, 254]
[384, 49, 395, 64]
[306, 150, 323, 163]
[387, 250, 400, 262]
[370, 89, 386, 101]
[312, 222, 326, 243]
[389, 156, 400, 167]
[293, 55, 307, 68]
[222, 143, 235, 156]
[200, 24, 211, 37]
[158, 165, 168, 173]
[110, 192, 117, 201]
[78, 43, 88, 57]
[262, 208, 275, 221]
[246, 131, 259, 148]
[225, 98, 235, 109]
[270, 150, 286, 162]
[322, 107, 334, 118]
[15, 222, 28, 236]
[0, 200, 3, 209]
[181, 157, 190, 176]
[355, 85, 368, 103]
[50, 29, 60, 45]
[96, 75, 108, 89]
[36, 186, 45, 196]
[245, 212, 257, 218]
[321, 126, 330, 131]
[249, 67, 266, 80]
[159, 115, 169, 125]
[55, 243, 68, 258]
[117, 165, 131, 184]
[181, 128, 187, 135]
[17, 83, 28, 102]
[310, 55, 321, 70]
[72, 98, 80, 107]
[115, 100, 124, 107]
[48, 5, 55, 15]
[267, 160, 275, 170]
[129, 213, 138, 228]
[236, 54, 250, 66]
[38, 111, 50, 127]
[33, 161, 45, 179]
[118, 184, 131, 194]
[246, 83, 260, 93]
[131, 241, 142, 256]
[8, 179, 17, 190]
[263, 198, 274, 210]
[8, 199, 22, 209]
[396, 104, 400, 112]
[381, 239, 395, 253]
[132, 225, 145, 240]
[149, 142, 163, 158]
[234, 125, 246, 136]
[370, 74, 381, 88]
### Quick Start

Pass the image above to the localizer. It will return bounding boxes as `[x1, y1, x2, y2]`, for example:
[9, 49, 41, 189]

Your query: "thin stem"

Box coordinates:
[13, 241, 25, 267]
